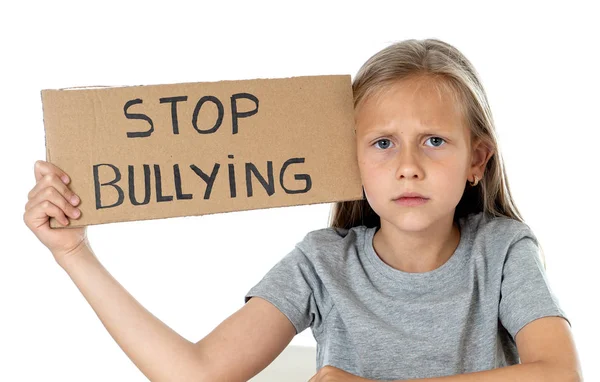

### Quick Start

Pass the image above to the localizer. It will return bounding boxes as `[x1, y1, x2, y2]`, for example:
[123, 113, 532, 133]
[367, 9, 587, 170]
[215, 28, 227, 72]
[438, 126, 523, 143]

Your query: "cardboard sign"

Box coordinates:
[41, 75, 363, 228]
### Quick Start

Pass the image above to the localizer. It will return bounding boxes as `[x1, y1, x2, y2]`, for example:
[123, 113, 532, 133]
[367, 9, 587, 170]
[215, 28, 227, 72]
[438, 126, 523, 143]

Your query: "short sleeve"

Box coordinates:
[499, 232, 571, 339]
[244, 245, 323, 335]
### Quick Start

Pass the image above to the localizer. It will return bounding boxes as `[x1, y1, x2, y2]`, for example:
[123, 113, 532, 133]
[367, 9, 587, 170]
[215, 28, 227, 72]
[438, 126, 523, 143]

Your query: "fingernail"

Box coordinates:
[73, 209, 80, 217]
[62, 175, 69, 184]
[71, 195, 79, 204]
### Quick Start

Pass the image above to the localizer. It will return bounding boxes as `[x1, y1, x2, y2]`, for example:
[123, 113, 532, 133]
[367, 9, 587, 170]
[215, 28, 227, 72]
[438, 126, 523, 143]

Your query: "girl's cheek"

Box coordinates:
[366, 147, 397, 163]
[358, 149, 386, 168]
[425, 148, 454, 162]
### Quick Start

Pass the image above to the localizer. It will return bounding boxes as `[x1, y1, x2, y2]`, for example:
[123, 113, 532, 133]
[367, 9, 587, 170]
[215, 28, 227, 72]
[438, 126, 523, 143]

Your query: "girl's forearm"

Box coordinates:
[399, 361, 579, 382]
[59, 246, 207, 382]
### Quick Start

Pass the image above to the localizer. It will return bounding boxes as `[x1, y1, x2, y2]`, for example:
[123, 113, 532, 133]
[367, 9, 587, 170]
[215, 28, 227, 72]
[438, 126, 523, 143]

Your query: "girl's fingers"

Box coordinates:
[25, 186, 81, 220]
[27, 173, 79, 208]
[25, 199, 70, 227]
[34, 160, 70, 184]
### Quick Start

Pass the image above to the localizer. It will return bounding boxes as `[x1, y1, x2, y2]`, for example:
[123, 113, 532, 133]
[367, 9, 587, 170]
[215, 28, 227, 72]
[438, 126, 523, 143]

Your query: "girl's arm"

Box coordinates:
[60, 245, 296, 382]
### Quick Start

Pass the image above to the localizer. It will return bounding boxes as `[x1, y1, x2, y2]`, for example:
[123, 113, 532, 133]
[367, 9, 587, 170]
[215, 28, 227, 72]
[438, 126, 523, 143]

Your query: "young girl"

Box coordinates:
[24, 39, 581, 382]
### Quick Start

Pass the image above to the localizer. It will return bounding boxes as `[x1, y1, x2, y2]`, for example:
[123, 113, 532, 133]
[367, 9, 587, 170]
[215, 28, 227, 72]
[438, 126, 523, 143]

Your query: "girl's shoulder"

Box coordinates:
[298, 224, 367, 247]
[463, 211, 538, 245]
[292, 224, 370, 264]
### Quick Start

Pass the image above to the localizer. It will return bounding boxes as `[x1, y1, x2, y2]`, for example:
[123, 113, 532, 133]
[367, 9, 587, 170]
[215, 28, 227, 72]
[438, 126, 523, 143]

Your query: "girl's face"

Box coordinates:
[355, 77, 482, 232]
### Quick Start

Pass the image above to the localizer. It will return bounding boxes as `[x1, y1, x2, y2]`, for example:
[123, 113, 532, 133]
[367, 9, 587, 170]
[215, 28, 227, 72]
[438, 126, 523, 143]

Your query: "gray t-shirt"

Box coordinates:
[244, 211, 570, 380]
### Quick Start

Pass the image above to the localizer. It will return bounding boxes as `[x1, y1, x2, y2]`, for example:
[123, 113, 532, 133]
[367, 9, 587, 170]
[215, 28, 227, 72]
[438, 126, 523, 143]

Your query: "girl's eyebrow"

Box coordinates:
[361, 127, 454, 138]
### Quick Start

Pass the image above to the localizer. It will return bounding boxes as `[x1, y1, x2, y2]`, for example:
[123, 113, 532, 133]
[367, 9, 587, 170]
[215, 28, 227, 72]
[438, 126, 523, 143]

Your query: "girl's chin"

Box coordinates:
[380, 214, 435, 232]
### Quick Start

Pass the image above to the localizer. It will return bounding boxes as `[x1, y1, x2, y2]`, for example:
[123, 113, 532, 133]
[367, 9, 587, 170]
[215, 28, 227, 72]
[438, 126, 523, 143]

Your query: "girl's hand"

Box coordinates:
[23, 160, 89, 267]
[308, 365, 371, 382]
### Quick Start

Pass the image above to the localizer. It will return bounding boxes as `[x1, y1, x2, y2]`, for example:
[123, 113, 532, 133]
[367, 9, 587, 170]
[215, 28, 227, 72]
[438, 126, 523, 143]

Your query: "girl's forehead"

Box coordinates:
[355, 78, 467, 133]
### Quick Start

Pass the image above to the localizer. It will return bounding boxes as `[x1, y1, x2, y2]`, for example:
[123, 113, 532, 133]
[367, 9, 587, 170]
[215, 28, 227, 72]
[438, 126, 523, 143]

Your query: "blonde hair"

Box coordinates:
[327, 38, 546, 268]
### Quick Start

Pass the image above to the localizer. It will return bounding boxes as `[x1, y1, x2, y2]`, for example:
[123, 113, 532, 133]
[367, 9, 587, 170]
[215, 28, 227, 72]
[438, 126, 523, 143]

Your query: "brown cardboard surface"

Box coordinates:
[41, 75, 363, 228]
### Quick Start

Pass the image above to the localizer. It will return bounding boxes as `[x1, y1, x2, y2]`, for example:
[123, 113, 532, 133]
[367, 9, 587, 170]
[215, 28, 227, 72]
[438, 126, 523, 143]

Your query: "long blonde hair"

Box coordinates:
[328, 38, 546, 267]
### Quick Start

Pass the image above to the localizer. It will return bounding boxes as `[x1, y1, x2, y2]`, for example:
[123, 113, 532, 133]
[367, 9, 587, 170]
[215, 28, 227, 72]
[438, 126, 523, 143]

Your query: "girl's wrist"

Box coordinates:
[56, 241, 96, 272]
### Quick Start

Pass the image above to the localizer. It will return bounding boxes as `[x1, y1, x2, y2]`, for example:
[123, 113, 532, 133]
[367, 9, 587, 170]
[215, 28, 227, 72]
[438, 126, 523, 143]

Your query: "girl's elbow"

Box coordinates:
[572, 369, 584, 382]
[553, 364, 583, 382]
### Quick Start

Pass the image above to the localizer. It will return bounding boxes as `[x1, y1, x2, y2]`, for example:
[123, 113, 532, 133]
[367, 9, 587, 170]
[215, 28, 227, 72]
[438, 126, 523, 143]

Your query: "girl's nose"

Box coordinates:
[394, 148, 424, 181]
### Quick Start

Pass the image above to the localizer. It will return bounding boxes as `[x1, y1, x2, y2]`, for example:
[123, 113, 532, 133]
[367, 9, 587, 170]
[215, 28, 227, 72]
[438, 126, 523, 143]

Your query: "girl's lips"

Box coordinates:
[394, 197, 429, 206]
[395, 192, 427, 199]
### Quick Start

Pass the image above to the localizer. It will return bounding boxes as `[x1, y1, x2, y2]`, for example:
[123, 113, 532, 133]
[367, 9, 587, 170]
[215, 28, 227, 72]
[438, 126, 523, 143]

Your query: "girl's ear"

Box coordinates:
[470, 138, 494, 175]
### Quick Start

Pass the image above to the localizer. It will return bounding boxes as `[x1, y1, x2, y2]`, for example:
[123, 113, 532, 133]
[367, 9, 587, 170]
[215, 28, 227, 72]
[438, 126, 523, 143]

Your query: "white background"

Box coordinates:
[2, 0, 598, 380]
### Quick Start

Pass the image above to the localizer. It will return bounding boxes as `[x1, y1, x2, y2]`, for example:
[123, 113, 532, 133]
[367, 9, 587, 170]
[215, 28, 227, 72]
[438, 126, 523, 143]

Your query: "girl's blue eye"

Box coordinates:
[374, 139, 392, 150]
[425, 137, 446, 147]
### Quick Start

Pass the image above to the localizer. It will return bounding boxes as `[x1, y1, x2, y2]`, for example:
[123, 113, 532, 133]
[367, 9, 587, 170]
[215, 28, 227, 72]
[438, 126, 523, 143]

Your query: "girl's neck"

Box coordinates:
[372, 216, 461, 274]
